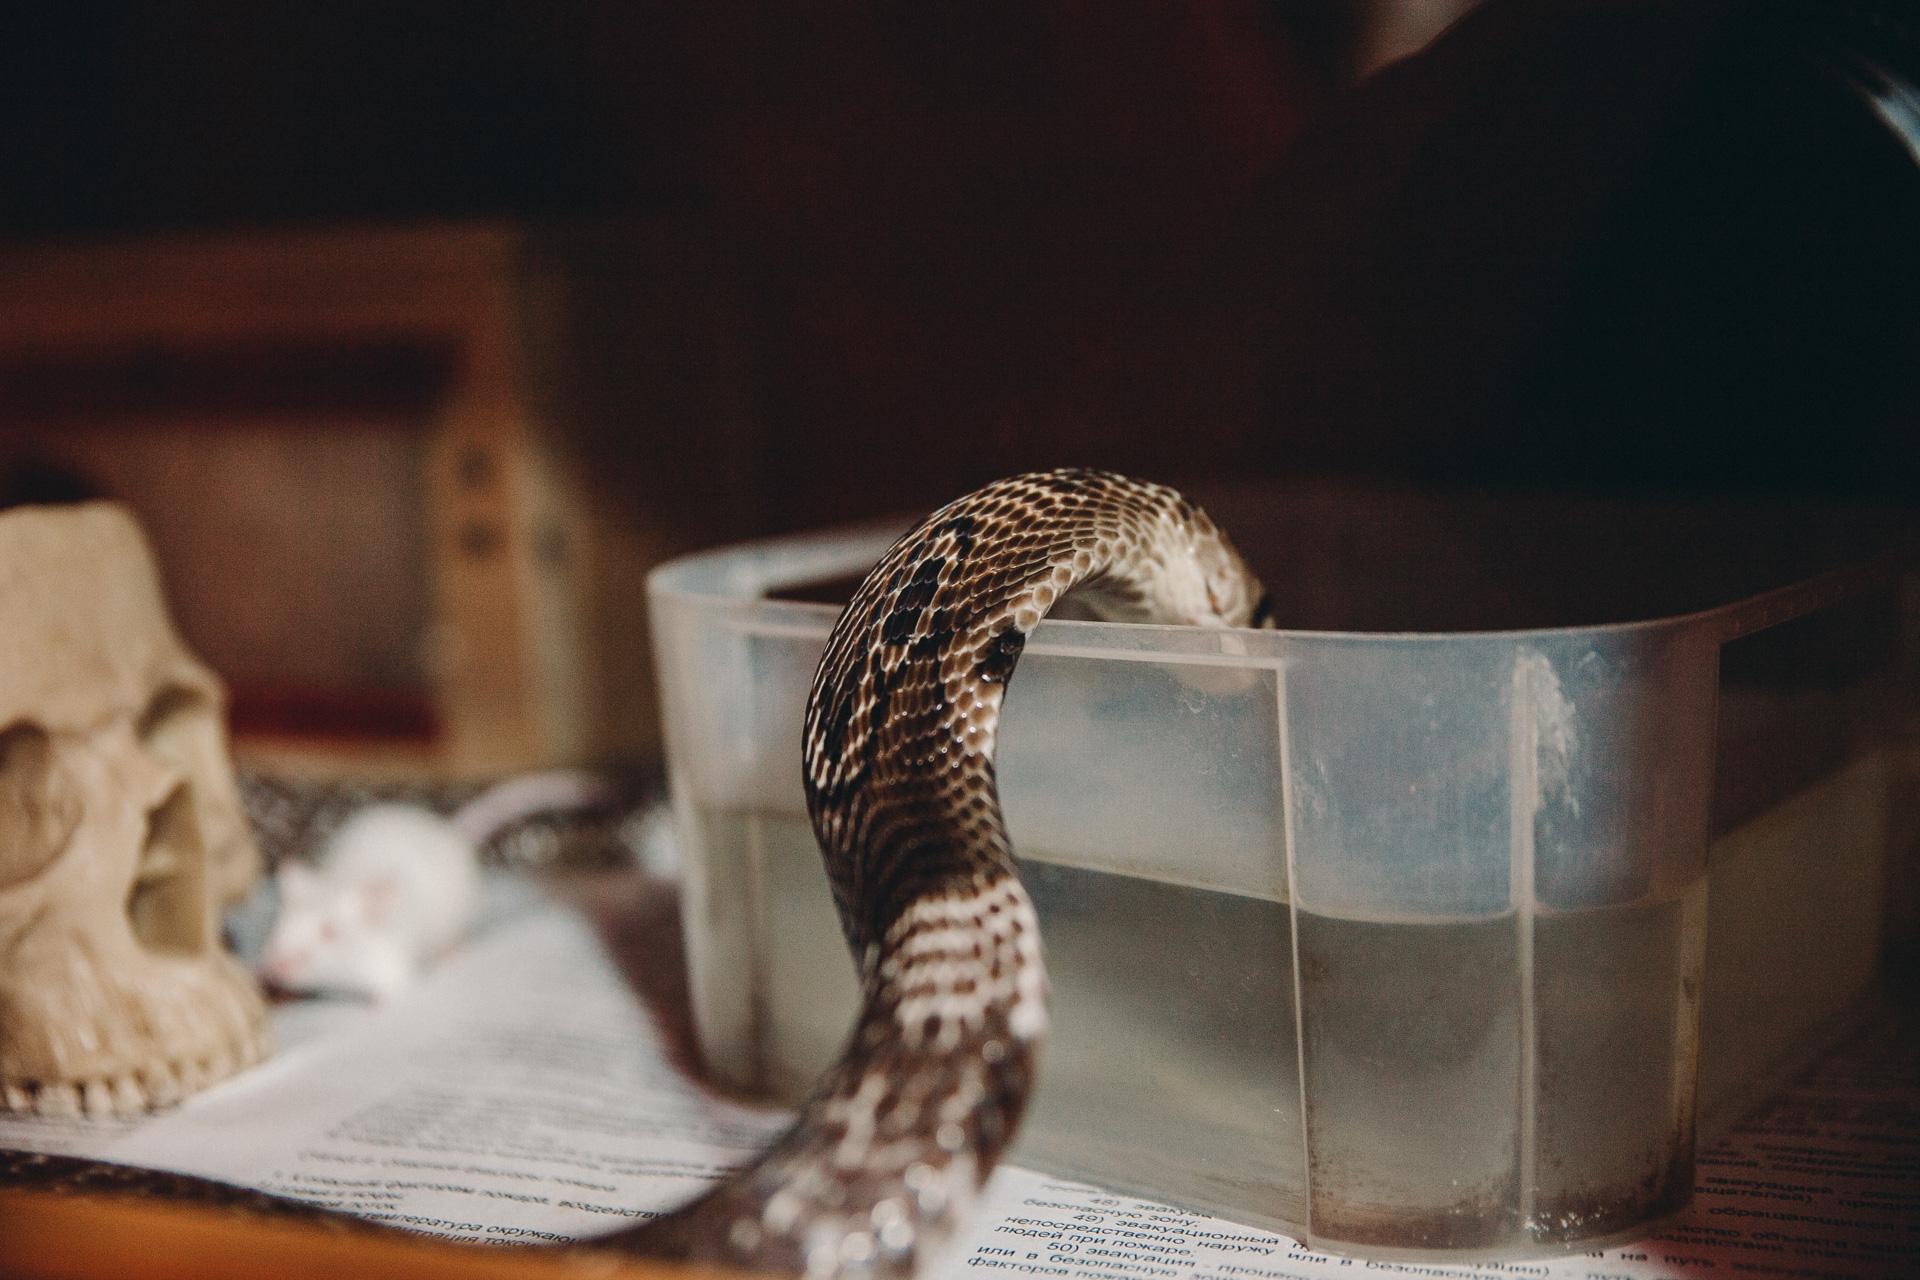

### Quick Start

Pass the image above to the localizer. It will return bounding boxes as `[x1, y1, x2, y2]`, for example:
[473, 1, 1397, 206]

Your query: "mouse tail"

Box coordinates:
[448, 769, 615, 846]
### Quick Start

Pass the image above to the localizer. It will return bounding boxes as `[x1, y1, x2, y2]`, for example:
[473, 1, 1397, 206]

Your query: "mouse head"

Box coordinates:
[259, 862, 405, 999]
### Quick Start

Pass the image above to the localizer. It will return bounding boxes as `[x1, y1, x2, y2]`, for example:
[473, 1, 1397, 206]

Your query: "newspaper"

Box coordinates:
[1, 888, 1912, 1278]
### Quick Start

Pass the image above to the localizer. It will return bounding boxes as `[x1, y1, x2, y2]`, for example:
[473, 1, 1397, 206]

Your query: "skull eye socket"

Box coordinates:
[138, 683, 215, 766]
[0, 722, 78, 889]
[125, 684, 219, 952]
[137, 679, 257, 911]
[129, 784, 209, 954]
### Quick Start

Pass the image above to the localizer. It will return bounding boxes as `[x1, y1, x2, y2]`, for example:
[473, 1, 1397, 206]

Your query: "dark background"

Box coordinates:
[4, 0, 1916, 531]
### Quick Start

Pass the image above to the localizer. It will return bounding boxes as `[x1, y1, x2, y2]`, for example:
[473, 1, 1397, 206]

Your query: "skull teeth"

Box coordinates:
[142, 1061, 182, 1109]
[110, 1075, 146, 1112]
[1, 1030, 272, 1118]
[81, 1080, 114, 1116]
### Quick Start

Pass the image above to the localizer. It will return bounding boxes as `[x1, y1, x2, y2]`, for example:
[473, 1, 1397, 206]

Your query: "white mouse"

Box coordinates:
[258, 771, 610, 1002]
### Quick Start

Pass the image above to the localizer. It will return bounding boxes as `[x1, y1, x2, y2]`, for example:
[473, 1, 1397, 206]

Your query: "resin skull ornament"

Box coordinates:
[0, 503, 270, 1116]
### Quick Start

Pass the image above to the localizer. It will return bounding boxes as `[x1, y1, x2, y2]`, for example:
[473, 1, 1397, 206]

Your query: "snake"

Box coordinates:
[607, 470, 1270, 1276]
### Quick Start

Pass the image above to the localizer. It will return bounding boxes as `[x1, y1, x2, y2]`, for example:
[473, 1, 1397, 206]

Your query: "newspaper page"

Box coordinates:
[1, 892, 1911, 1278]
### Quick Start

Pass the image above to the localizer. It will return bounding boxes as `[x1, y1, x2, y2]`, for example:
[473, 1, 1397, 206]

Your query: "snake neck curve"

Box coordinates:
[607, 470, 1268, 1277]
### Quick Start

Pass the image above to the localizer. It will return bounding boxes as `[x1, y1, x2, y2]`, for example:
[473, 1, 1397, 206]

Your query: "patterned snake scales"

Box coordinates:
[608, 470, 1271, 1276]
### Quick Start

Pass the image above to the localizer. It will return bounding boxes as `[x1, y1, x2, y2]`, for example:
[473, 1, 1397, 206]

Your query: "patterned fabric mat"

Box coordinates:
[236, 767, 656, 875]
[1, 765, 659, 1213]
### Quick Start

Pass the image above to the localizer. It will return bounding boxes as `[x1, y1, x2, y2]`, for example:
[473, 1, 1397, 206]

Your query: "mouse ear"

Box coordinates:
[359, 874, 401, 926]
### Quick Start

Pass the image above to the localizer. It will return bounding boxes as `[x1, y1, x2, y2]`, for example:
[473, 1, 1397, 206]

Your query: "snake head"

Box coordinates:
[1148, 508, 1270, 631]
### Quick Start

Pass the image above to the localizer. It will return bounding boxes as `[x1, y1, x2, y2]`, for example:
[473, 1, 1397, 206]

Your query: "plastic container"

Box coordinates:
[648, 484, 1902, 1262]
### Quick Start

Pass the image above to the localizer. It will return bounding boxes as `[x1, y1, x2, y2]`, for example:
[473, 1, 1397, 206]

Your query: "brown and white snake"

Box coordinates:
[608, 470, 1270, 1276]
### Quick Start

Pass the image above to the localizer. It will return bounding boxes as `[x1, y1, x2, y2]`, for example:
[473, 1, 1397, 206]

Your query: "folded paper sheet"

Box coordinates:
[0, 888, 1912, 1278]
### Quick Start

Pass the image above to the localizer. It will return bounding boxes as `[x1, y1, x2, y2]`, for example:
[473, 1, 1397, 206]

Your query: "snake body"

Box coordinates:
[612, 470, 1269, 1276]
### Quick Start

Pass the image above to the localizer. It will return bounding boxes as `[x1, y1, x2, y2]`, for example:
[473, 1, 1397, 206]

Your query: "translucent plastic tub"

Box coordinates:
[649, 485, 1903, 1262]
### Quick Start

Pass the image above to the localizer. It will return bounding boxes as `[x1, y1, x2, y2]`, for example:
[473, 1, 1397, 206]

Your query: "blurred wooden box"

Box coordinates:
[0, 222, 759, 777]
